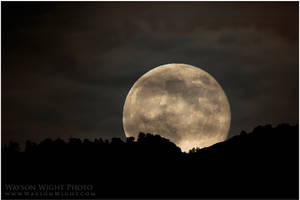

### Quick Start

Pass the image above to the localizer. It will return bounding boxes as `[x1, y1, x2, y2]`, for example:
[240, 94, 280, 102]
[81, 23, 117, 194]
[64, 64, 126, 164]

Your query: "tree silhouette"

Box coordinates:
[2, 123, 298, 199]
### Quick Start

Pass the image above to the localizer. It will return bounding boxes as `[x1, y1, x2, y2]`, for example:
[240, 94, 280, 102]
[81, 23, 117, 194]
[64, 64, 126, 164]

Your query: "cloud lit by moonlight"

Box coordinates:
[122, 63, 231, 152]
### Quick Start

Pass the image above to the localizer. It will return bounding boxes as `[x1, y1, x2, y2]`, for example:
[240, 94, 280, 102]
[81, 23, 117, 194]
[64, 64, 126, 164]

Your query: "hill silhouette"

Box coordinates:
[2, 124, 298, 199]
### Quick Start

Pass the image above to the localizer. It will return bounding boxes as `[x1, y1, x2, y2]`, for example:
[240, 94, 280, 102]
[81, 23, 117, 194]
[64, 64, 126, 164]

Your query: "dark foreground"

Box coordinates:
[2, 124, 299, 199]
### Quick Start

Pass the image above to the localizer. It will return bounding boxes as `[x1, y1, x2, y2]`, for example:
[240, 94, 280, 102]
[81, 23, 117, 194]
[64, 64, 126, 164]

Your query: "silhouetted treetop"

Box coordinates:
[3, 123, 298, 156]
[2, 123, 298, 199]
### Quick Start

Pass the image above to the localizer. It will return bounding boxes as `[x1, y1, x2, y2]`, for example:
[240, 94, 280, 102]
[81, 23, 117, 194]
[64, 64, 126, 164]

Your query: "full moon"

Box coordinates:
[122, 63, 231, 152]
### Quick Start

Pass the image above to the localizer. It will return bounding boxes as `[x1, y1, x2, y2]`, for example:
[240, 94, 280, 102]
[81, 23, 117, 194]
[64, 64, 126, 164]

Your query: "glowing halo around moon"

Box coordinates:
[122, 63, 231, 152]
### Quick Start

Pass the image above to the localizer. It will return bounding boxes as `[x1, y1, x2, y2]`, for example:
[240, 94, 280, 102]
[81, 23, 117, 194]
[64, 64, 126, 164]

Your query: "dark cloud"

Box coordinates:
[2, 2, 298, 146]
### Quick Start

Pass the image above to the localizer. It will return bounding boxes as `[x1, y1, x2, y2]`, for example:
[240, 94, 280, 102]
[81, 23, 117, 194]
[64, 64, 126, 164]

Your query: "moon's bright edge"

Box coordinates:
[122, 63, 231, 152]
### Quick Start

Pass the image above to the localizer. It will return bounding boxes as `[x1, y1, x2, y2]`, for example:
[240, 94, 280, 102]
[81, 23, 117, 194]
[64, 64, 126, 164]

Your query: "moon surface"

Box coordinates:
[122, 63, 231, 152]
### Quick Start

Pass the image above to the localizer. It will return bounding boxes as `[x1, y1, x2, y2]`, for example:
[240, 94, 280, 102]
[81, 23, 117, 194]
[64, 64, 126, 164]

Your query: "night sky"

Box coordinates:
[2, 2, 298, 147]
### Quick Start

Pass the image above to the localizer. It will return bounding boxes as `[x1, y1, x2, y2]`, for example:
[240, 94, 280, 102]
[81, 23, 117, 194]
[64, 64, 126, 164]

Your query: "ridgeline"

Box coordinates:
[2, 124, 298, 199]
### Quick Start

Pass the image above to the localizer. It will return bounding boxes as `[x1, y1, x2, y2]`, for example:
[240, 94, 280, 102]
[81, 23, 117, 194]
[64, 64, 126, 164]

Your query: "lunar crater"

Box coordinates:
[123, 63, 231, 152]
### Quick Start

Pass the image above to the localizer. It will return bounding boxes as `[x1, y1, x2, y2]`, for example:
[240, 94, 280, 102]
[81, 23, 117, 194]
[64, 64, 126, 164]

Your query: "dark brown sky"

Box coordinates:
[2, 2, 299, 146]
